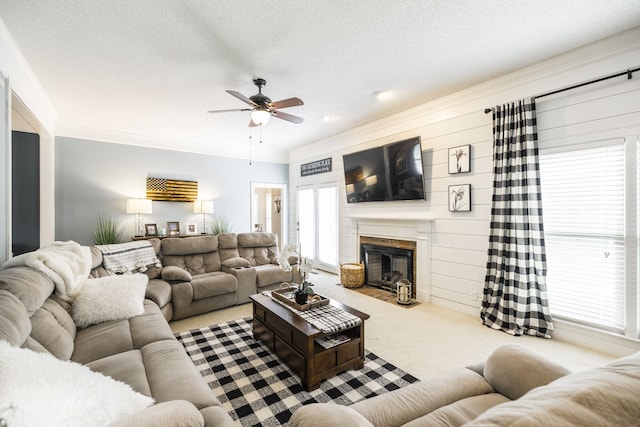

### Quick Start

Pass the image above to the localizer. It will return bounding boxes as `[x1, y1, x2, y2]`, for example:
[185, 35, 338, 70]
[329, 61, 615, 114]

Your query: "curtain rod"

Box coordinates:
[484, 66, 639, 114]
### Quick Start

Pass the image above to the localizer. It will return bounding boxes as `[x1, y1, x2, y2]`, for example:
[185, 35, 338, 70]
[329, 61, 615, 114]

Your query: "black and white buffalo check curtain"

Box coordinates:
[481, 98, 554, 338]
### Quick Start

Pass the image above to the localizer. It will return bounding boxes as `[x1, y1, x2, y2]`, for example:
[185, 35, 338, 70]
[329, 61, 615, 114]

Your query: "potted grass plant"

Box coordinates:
[209, 213, 233, 235]
[93, 213, 124, 245]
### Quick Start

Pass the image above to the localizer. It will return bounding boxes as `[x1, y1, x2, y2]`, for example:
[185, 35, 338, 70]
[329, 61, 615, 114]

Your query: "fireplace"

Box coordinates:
[360, 236, 417, 299]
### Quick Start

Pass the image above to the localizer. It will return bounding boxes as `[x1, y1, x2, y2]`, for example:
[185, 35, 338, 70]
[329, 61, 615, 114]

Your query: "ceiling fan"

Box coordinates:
[207, 78, 304, 127]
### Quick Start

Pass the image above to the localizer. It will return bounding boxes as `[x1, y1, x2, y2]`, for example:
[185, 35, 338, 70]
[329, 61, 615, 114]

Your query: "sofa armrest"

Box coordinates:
[222, 265, 257, 304]
[200, 406, 240, 427]
[162, 266, 192, 282]
[221, 257, 251, 269]
[483, 344, 571, 400]
[107, 400, 204, 427]
[289, 403, 373, 427]
[350, 368, 493, 426]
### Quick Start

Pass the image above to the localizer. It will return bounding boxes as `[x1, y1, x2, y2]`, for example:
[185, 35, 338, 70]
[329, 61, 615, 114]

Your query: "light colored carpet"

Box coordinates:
[170, 271, 618, 380]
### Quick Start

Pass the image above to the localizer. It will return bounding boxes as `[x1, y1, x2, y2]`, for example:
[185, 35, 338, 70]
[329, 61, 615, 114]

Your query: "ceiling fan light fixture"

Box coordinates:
[250, 109, 271, 126]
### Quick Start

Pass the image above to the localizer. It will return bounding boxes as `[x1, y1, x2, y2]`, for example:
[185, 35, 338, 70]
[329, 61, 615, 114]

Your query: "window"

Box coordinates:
[539, 138, 638, 336]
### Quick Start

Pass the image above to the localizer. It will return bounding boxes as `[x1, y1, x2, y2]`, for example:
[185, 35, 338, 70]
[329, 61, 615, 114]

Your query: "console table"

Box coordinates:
[249, 293, 370, 391]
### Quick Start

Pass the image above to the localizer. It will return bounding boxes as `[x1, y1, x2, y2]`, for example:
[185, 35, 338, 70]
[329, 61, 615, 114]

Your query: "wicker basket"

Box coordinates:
[340, 263, 365, 288]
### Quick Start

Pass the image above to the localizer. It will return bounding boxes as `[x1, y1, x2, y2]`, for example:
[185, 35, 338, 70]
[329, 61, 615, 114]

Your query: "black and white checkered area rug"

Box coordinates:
[175, 318, 419, 427]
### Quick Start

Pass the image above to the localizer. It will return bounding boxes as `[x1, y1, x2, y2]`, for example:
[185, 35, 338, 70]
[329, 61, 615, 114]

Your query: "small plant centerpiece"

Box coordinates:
[277, 243, 314, 305]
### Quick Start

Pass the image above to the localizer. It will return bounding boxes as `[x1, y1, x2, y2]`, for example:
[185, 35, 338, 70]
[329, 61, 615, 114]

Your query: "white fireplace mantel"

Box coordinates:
[348, 213, 433, 303]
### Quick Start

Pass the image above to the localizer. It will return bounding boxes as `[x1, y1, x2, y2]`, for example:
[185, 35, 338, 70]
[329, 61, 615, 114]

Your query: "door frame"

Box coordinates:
[250, 182, 288, 246]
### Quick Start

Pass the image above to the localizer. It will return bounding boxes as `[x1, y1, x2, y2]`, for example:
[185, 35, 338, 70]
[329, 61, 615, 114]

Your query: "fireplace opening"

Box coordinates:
[359, 236, 416, 298]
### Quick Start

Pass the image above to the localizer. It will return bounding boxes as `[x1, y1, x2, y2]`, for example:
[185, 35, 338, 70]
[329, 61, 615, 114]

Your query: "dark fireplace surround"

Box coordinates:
[359, 236, 417, 299]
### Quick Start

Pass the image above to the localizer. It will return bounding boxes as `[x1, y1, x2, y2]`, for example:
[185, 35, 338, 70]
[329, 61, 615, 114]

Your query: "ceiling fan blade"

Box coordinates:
[270, 97, 304, 109]
[226, 90, 257, 106]
[207, 108, 250, 114]
[272, 110, 304, 124]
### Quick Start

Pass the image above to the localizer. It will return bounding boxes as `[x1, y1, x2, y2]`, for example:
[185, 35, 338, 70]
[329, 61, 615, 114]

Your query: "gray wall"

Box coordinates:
[55, 136, 288, 245]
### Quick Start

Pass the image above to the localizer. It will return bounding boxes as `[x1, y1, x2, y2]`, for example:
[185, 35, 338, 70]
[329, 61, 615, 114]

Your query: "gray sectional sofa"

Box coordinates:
[0, 242, 238, 427]
[0, 232, 296, 426]
[289, 344, 640, 426]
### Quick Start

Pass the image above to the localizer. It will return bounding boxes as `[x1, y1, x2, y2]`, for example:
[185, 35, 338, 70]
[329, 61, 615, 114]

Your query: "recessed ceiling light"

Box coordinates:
[322, 115, 336, 122]
[373, 90, 395, 100]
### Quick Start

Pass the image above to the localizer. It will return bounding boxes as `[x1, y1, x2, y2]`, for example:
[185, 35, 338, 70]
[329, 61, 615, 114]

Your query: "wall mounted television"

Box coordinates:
[342, 136, 426, 203]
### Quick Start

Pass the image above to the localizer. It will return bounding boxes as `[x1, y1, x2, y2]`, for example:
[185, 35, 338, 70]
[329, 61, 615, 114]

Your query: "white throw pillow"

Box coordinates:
[0, 340, 154, 427]
[71, 274, 148, 328]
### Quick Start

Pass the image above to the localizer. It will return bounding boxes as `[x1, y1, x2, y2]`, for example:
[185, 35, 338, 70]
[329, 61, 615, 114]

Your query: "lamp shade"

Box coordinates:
[365, 175, 378, 186]
[126, 198, 152, 214]
[250, 109, 271, 126]
[193, 200, 214, 214]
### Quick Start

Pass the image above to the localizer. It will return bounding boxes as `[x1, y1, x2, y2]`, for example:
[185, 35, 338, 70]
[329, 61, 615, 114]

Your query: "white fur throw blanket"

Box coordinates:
[1, 241, 92, 302]
[96, 240, 161, 275]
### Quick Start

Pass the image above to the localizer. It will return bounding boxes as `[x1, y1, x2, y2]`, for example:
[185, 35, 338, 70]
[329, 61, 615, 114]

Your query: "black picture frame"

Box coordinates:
[449, 184, 471, 212]
[145, 223, 158, 236]
[448, 144, 471, 174]
[167, 221, 180, 236]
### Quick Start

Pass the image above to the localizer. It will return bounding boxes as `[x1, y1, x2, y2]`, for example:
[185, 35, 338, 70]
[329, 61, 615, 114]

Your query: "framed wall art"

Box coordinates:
[185, 223, 197, 235]
[145, 223, 158, 237]
[449, 184, 471, 212]
[167, 221, 180, 236]
[448, 144, 470, 174]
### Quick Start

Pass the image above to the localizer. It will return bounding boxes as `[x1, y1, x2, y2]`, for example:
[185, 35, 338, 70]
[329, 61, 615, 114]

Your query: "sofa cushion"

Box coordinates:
[237, 232, 280, 266]
[217, 232, 240, 262]
[162, 235, 218, 256]
[0, 266, 54, 315]
[139, 339, 221, 409]
[191, 272, 238, 300]
[483, 344, 571, 400]
[467, 351, 640, 427]
[0, 290, 31, 346]
[87, 349, 153, 397]
[108, 400, 206, 427]
[29, 298, 77, 360]
[0, 340, 154, 427]
[71, 300, 175, 364]
[407, 393, 509, 426]
[71, 274, 148, 328]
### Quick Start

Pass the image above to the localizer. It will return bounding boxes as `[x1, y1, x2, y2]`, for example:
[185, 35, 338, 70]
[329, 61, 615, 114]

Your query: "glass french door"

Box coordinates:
[296, 183, 338, 273]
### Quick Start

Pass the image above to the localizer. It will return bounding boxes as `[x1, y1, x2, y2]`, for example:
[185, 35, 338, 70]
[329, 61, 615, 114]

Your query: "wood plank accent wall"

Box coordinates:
[288, 28, 640, 322]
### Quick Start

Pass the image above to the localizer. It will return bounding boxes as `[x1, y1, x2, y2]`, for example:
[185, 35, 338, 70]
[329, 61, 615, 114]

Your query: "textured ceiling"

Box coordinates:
[1, 1, 640, 162]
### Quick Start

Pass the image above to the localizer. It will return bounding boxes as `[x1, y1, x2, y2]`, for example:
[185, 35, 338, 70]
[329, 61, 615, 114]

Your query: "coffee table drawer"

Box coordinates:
[275, 335, 305, 379]
[314, 339, 361, 372]
[337, 339, 360, 365]
[253, 319, 274, 349]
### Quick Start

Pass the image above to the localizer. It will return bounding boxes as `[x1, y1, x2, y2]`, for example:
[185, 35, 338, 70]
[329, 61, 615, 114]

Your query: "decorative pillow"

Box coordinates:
[221, 257, 251, 269]
[71, 274, 148, 328]
[0, 340, 154, 427]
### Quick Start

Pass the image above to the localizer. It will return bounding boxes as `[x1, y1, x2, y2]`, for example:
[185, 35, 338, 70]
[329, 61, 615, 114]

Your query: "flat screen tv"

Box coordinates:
[342, 136, 425, 203]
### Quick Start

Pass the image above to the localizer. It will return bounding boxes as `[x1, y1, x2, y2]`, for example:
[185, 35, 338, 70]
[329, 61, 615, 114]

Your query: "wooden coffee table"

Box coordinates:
[249, 293, 370, 391]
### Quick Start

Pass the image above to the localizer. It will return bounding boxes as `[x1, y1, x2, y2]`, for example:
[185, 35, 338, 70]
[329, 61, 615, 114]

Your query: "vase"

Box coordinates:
[294, 291, 307, 305]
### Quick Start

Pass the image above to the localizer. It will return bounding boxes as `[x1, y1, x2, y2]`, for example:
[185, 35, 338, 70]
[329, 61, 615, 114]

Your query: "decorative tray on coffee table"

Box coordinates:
[271, 285, 330, 311]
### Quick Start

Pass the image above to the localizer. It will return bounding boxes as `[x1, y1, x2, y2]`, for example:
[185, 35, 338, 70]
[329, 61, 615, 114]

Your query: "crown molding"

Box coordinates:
[0, 17, 56, 133]
[54, 119, 289, 164]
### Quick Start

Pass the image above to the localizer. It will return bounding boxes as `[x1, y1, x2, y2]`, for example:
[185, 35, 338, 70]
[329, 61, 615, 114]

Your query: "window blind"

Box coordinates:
[539, 142, 626, 331]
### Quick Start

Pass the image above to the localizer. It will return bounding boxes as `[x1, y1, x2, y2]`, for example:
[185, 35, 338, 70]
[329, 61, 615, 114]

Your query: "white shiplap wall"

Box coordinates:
[288, 27, 640, 352]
